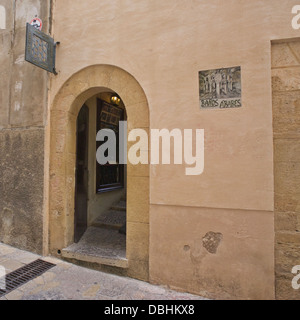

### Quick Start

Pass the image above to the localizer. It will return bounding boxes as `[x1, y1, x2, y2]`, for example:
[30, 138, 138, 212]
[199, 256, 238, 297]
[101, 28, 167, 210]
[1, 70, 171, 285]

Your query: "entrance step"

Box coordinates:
[91, 209, 126, 230]
[111, 200, 126, 212]
[91, 199, 127, 234]
[63, 196, 128, 274]
[62, 227, 128, 269]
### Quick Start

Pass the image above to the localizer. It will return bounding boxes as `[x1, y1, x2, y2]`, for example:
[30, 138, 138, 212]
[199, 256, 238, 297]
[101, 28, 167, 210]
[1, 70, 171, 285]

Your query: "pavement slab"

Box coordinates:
[0, 242, 207, 301]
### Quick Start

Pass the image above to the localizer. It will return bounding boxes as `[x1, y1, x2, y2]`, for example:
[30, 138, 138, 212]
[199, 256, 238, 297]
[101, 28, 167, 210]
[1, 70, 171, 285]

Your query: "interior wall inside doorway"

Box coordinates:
[84, 92, 127, 225]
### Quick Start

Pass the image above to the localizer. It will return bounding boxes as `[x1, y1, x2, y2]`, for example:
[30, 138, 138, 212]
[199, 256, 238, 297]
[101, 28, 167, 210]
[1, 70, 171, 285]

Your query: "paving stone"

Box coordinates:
[0, 243, 206, 300]
[82, 284, 101, 298]
[0, 244, 17, 256]
[43, 256, 66, 265]
[5, 289, 24, 300]
[0, 259, 25, 272]
[33, 275, 45, 286]
[8, 250, 40, 265]
[23, 290, 66, 301]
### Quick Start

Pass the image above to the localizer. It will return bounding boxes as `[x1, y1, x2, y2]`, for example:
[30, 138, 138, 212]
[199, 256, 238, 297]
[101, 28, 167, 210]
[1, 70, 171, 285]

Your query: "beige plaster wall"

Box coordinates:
[48, 0, 300, 299]
[150, 205, 274, 300]
[49, 0, 300, 211]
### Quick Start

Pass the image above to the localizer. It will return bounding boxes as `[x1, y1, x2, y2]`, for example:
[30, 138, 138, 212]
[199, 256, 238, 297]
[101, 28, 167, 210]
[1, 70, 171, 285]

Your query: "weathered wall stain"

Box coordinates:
[189, 239, 205, 265]
[188, 231, 223, 265]
[202, 232, 223, 254]
[187, 232, 223, 297]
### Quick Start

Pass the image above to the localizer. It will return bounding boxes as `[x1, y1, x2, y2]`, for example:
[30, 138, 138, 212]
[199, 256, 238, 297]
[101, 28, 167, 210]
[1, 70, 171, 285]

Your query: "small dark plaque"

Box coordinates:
[25, 23, 57, 74]
[199, 66, 242, 109]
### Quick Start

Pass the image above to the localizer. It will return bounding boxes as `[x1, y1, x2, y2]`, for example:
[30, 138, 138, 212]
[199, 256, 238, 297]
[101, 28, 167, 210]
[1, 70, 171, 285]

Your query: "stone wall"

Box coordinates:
[0, 129, 45, 252]
[272, 40, 300, 300]
[0, 0, 50, 254]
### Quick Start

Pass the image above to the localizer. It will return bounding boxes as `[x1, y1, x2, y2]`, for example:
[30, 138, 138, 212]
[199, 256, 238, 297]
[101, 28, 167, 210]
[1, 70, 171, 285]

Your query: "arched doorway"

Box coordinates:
[71, 91, 128, 266]
[48, 65, 150, 281]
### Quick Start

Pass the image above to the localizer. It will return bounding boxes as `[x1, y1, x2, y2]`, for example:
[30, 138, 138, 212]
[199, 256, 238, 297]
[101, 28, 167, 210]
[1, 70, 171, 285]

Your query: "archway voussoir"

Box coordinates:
[54, 94, 76, 113]
[118, 87, 147, 109]
[87, 65, 113, 89]
[126, 101, 150, 129]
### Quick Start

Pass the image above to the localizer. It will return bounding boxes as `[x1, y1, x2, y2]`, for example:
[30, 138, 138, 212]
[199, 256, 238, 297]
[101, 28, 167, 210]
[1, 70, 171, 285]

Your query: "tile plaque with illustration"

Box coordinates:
[199, 66, 242, 109]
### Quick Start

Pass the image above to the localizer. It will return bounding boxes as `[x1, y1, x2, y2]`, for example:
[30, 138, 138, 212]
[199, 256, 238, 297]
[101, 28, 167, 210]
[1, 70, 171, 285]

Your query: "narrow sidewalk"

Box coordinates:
[0, 243, 206, 300]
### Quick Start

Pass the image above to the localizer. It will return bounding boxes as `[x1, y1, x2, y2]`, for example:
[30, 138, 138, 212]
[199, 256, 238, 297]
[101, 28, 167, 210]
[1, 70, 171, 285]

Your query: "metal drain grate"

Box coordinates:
[0, 259, 56, 297]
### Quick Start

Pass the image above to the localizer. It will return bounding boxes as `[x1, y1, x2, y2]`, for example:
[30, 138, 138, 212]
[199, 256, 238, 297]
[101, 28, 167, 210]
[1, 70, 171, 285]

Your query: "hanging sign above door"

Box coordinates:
[25, 23, 59, 75]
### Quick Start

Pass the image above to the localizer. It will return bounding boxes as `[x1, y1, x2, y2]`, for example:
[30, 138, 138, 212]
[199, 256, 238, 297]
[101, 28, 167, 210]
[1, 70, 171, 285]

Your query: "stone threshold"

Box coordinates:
[61, 248, 128, 269]
[61, 226, 128, 270]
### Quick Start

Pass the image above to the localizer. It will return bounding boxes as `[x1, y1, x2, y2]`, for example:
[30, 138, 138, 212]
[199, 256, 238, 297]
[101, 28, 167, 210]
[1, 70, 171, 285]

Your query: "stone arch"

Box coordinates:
[48, 65, 150, 281]
[0, 5, 6, 30]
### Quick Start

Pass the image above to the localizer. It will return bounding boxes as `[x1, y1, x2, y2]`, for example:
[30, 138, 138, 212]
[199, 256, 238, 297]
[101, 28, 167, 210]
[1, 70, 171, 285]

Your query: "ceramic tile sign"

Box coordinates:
[199, 66, 242, 109]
